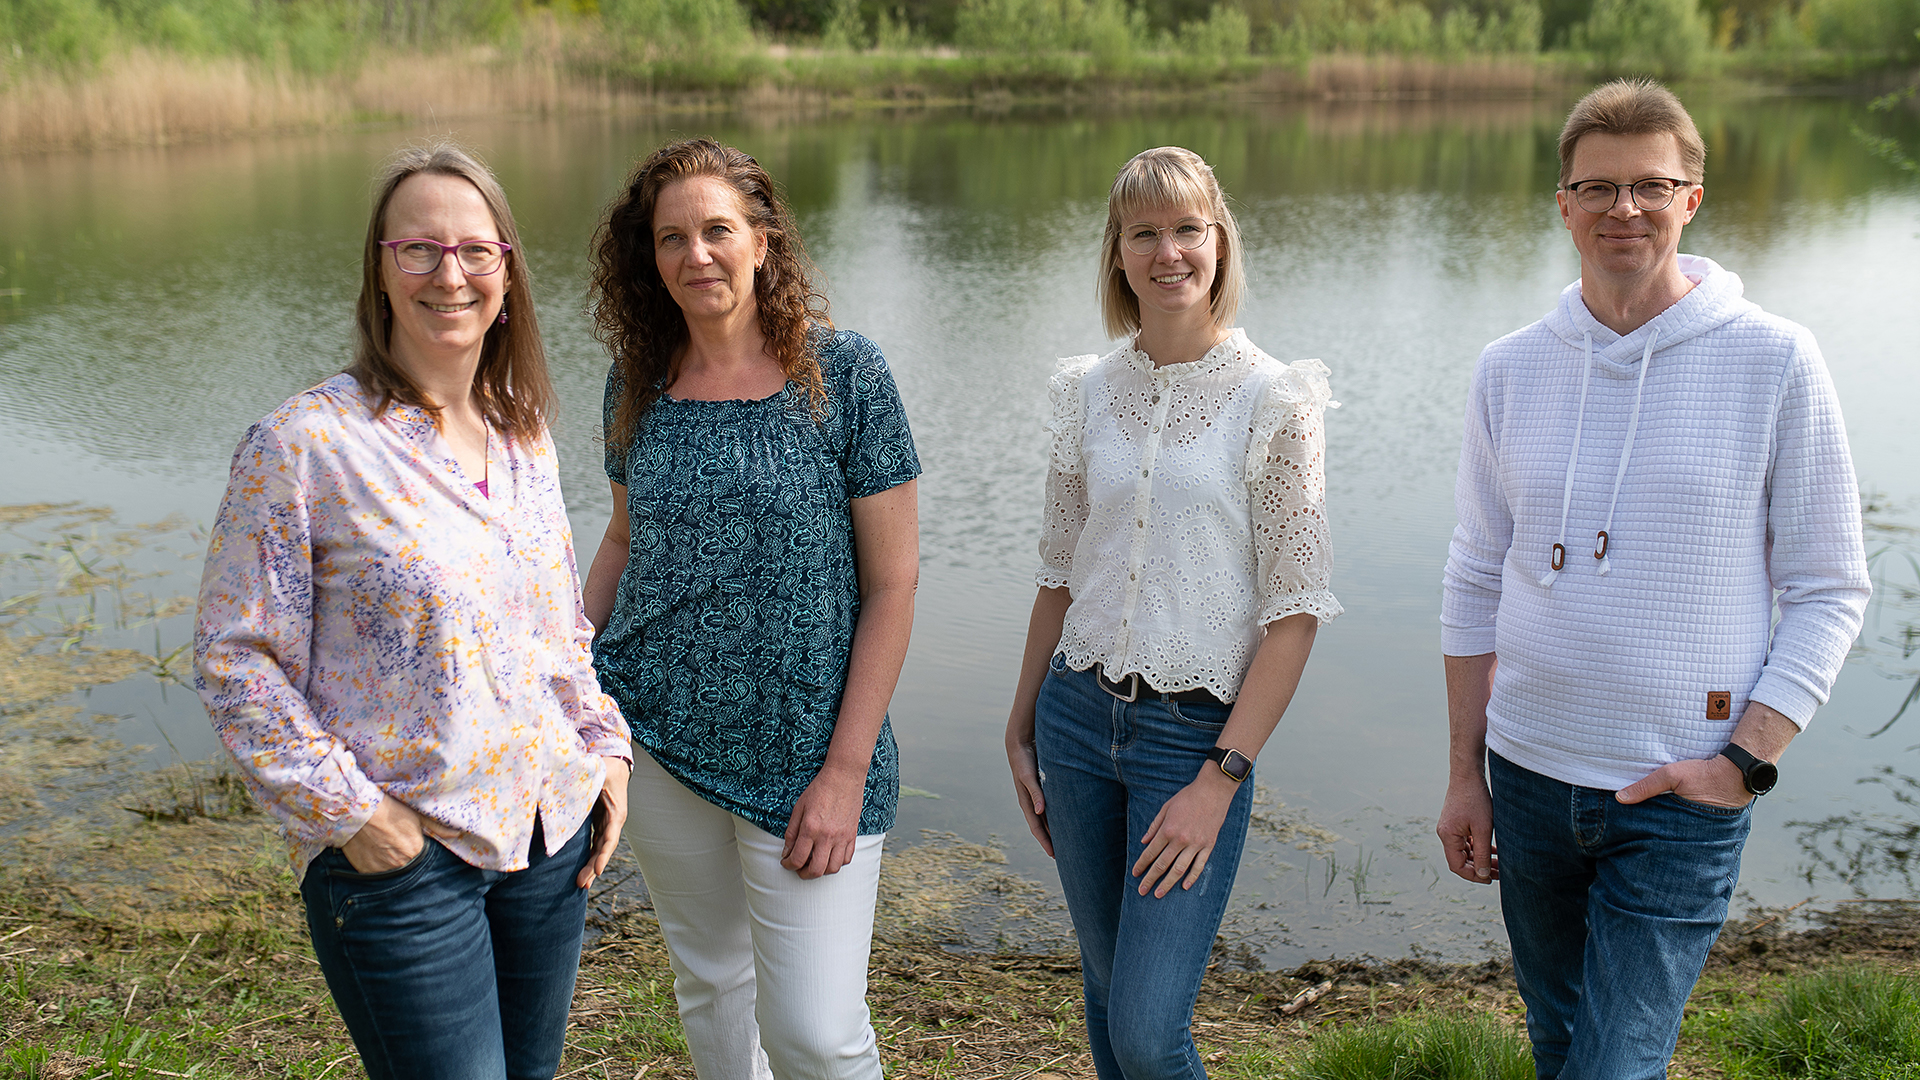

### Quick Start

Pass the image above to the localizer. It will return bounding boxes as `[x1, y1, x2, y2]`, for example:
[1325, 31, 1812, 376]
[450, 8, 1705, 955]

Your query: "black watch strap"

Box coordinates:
[1720, 742, 1778, 796]
[1206, 746, 1253, 783]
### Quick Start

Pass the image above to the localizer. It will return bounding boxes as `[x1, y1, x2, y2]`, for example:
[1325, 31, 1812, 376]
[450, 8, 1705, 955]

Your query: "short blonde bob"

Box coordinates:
[1098, 146, 1245, 341]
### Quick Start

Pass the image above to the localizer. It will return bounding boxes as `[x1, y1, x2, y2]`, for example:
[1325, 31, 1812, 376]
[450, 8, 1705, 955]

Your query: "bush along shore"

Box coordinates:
[1, 0, 1917, 151]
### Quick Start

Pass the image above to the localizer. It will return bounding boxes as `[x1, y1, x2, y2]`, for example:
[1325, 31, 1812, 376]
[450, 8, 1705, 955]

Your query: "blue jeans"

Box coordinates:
[1488, 750, 1751, 1080]
[1035, 658, 1254, 1080]
[300, 815, 592, 1080]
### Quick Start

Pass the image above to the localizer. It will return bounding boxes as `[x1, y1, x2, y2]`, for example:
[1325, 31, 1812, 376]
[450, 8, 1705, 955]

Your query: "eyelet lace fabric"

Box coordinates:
[1037, 329, 1342, 703]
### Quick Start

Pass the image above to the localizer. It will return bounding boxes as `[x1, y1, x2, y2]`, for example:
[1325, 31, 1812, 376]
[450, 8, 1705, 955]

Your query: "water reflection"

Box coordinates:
[2, 98, 1916, 965]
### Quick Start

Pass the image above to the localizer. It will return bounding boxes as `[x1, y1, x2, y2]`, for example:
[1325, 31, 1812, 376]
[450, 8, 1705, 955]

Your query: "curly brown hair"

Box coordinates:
[349, 141, 553, 440]
[589, 138, 831, 453]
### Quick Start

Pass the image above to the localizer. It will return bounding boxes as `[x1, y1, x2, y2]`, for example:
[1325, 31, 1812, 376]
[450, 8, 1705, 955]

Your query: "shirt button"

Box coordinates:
[1129, 572, 1136, 580]
[1150, 394, 1161, 405]
[1141, 469, 1150, 478]
[1152, 425, 1160, 432]
[1136, 519, 1144, 528]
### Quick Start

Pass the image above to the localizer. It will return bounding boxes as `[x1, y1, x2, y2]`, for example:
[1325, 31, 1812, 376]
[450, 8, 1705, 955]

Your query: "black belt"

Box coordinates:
[1095, 664, 1227, 707]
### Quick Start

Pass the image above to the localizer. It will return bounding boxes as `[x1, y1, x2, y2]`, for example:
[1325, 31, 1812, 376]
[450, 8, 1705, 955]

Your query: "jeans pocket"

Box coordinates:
[1166, 699, 1230, 731]
[1665, 792, 1752, 817]
[324, 839, 437, 886]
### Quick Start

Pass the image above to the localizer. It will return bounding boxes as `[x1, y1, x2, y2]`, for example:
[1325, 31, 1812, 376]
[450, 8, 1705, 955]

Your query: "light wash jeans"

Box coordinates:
[1035, 656, 1254, 1080]
[1489, 750, 1752, 1080]
[627, 753, 885, 1080]
[300, 815, 591, 1080]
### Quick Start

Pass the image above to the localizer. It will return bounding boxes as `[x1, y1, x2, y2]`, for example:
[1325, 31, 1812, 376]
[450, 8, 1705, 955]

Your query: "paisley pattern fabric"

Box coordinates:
[195, 374, 631, 877]
[595, 330, 921, 837]
[1037, 330, 1343, 702]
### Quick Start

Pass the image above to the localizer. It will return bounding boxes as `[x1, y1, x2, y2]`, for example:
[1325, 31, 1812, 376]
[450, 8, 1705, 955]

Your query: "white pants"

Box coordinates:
[627, 754, 885, 1080]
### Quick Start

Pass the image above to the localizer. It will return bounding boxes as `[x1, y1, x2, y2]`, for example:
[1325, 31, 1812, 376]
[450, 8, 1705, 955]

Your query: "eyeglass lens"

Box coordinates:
[1573, 179, 1683, 213]
[1124, 219, 1213, 255]
[389, 240, 508, 275]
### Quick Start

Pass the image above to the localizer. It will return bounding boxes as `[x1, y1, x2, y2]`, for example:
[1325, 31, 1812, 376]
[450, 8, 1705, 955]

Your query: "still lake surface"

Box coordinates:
[3, 95, 1917, 966]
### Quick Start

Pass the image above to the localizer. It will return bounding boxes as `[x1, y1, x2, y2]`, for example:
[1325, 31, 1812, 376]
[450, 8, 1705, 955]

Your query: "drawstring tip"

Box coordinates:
[1537, 569, 1559, 588]
[1597, 556, 1612, 576]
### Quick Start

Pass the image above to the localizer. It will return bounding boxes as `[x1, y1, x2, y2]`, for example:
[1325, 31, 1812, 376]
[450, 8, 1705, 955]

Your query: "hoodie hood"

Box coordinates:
[1544, 254, 1759, 374]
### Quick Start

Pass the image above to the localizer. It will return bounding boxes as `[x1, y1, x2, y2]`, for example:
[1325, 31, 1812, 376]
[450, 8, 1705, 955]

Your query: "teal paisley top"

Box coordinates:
[593, 330, 921, 836]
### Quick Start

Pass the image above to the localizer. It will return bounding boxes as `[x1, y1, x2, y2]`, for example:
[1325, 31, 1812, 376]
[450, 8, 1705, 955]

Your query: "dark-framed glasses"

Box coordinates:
[1563, 177, 1694, 214]
[379, 238, 512, 276]
[1122, 218, 1217, 256]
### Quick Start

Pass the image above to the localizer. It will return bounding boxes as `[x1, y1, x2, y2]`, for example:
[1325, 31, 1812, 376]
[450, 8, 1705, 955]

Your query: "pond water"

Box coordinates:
[3, 94, 1917, 967]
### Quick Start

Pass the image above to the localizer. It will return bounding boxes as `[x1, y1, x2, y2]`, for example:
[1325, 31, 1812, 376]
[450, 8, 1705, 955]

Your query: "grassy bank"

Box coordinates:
[5, 505, 1920, 1078]
[4, 808, 1920, 1077]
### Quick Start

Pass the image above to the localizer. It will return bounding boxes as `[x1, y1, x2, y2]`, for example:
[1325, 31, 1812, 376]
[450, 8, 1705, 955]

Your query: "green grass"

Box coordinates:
[1715, 967, 1920, 1079]
[1290, 1012, 1534, 1080]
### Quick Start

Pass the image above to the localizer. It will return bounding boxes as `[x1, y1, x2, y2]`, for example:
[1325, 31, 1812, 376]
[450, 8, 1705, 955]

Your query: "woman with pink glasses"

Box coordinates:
[195, 142, 630, 1080]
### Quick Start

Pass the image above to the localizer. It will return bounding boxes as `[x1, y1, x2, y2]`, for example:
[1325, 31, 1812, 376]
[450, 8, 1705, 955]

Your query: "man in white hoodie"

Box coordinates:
[1436, 79, 1871, 1079]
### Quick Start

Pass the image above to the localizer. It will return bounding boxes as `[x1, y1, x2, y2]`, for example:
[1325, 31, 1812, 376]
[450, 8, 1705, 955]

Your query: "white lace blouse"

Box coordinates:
[1037, 329, 1342, 703]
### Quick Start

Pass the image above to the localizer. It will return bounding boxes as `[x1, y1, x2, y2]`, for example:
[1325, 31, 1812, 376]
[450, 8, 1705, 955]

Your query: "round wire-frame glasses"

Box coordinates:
[379, 238, 512, 276]
[1564, 177, 1694, 214]
[1121, 218, 1219, 256]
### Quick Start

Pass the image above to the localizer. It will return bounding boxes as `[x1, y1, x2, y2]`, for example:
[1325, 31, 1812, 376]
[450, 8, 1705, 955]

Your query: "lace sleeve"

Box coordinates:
[1036, 356, 1097, 589]
[1249, 361, 1343, 626]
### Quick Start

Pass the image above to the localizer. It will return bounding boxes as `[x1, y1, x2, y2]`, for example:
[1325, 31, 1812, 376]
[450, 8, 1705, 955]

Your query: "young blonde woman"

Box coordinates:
[1004, 146, 1341, 1079]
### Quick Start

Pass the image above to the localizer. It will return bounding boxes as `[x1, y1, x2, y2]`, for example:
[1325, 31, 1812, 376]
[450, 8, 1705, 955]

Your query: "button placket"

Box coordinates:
[1117, 375, 1174, 656]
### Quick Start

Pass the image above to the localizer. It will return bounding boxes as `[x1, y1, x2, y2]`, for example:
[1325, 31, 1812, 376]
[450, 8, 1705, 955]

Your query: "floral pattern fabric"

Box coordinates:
[194, 374, 631, 876]
[1038, 330, 1342, 702]
[595, 330, 921, 837]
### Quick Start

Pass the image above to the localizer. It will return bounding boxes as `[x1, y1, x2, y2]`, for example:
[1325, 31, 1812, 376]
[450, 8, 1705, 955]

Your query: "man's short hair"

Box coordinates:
[1557, 78, 1707, 187]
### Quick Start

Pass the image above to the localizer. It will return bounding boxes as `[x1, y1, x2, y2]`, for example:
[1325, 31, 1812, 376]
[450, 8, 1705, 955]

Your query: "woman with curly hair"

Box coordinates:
[583, 137, 920, 1080]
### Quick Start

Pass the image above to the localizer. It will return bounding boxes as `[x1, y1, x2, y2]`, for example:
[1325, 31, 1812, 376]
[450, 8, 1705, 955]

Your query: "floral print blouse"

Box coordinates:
[594, 331, 920, 837]
[194, 374, 631, 876]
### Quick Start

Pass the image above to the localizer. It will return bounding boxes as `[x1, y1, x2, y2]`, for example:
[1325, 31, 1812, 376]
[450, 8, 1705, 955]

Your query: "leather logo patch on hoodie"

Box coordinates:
[1707, 692, 1732, 720]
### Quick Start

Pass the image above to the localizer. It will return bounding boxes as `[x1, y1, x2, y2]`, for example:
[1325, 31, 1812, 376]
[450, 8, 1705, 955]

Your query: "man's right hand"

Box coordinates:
[1437, 778, 1498, 884]
[341, 794, 459, 874]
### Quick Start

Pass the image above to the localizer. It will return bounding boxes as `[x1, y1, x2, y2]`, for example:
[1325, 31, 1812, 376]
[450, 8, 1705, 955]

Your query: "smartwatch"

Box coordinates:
[1719, 742, 1778, 796]
[1206, 746, 1253, 784]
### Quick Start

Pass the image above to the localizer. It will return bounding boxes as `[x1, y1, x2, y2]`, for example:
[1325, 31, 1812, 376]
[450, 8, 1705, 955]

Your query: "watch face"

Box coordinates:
[1220, 749, 1253, 783]
[1748, 760, 1779, 794]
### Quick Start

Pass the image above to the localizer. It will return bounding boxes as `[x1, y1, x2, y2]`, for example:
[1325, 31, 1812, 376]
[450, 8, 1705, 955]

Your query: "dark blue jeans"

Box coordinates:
[300, 815, 591, 1080]
[1489, 750, 1751, 1080]
[1035, 657, 1254, 1080]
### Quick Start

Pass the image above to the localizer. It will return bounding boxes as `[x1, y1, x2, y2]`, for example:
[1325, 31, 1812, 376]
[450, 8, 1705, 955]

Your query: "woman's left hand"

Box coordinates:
[782, 763, 868, 879]
[1131, 770, 1241, 898]
[578, 756, 632, 888]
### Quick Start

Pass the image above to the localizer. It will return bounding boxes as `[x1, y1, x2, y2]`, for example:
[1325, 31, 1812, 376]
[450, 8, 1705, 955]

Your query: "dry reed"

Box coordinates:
[0, 48, 656, 154]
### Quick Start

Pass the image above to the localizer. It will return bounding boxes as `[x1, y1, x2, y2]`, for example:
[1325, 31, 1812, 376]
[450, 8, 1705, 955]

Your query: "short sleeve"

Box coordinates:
[1248, 361, 1342, 626]
[1036, 356, 1098, 589]
[834, 332, 922, 498]
[602, 363, 628, 485]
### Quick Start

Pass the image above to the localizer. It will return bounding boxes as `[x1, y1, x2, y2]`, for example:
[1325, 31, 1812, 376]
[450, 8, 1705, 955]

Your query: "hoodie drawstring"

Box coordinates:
[1595, 331, 1657, 576]
[1541, 330, 1656, 587]
[1539, 332, 1595, 588]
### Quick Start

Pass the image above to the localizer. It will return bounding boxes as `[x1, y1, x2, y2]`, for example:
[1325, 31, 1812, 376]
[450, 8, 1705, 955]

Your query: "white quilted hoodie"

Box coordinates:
[1441, 255, 1871, 790]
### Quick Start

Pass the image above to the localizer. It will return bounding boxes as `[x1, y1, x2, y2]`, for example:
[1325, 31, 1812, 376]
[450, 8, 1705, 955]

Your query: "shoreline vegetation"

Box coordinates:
[2, 0, 1917, 152]
[6, 510, 1920, 1075]
[6, 811, 1920, 1077]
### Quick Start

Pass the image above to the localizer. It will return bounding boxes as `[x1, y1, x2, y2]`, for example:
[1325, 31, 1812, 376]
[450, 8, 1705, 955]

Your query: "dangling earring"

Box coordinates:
[498, 296, 509, 327]
[379, 292, 389, 315]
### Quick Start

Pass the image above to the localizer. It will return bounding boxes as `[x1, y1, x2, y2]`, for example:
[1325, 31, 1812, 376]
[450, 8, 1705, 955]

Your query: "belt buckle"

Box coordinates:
[1099, 667, 1140, 703]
